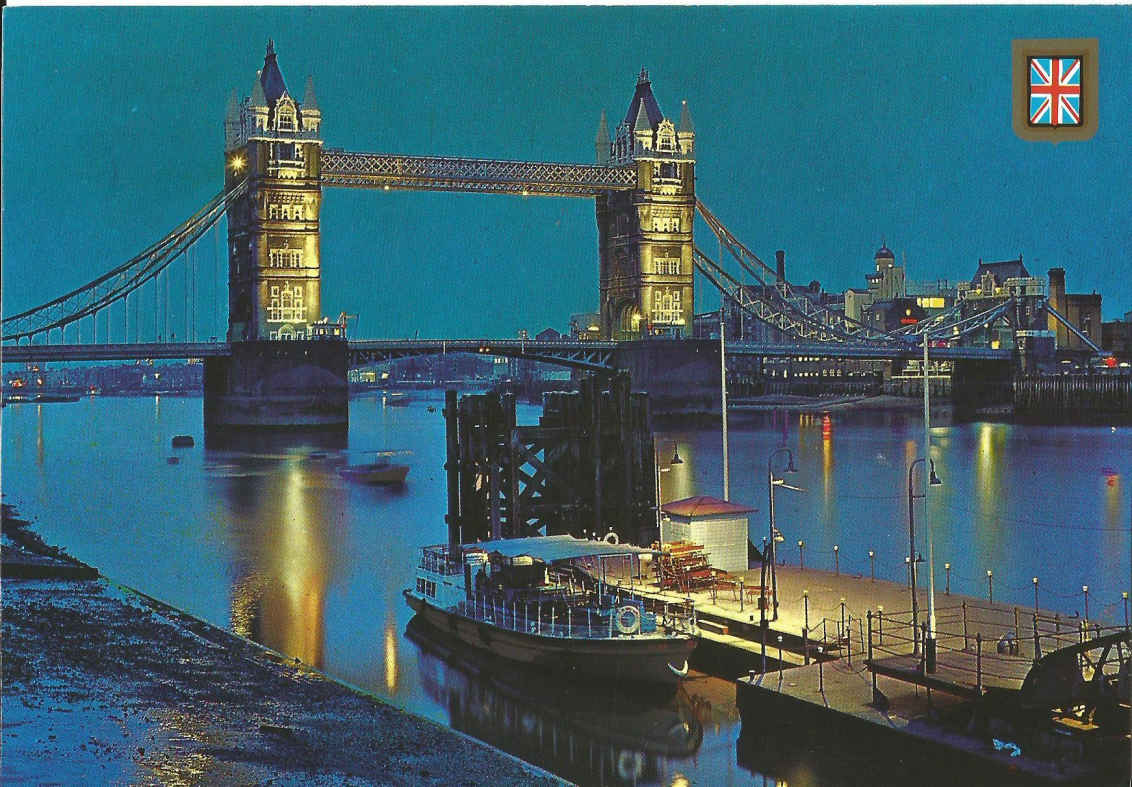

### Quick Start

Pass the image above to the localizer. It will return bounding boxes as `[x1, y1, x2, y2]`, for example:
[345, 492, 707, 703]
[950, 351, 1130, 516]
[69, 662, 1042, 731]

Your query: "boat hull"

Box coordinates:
[405, 591, 696, 688]
[339, 464, 410, 485]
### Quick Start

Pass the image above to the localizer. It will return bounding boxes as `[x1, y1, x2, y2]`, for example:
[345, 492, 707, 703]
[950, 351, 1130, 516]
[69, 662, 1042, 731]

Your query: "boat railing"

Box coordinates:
[458, 591, 696, 639]
[419, 545, 463, 576]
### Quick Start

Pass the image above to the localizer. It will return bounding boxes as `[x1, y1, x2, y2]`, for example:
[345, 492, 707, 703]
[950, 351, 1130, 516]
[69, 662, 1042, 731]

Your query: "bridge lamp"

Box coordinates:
[228, 154, 246, 173]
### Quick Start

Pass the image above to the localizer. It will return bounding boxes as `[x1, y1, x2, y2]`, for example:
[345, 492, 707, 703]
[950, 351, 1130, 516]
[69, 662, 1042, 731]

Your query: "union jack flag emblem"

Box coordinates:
[1029, 57, 1081, 126]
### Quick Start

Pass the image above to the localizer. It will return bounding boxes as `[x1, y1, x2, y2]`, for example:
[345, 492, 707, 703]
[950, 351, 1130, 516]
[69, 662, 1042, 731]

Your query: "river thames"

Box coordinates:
[2, 393, 1128, 784]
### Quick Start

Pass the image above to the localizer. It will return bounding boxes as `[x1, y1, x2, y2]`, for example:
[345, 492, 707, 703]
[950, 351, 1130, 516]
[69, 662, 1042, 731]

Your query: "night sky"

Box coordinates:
[3, 6, 1129, 340]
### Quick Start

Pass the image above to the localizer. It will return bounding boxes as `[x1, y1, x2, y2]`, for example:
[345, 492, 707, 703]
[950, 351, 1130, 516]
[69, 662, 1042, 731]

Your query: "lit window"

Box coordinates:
[655, 257, 680, 275]
[652, 288, 682, 324]
[268, 249, 303, 269]
[267, 283, 306, 323]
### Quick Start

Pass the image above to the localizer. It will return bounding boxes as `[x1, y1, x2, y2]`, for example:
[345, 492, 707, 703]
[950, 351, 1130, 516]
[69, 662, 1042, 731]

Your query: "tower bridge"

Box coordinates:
[3, 41, 1059, 428]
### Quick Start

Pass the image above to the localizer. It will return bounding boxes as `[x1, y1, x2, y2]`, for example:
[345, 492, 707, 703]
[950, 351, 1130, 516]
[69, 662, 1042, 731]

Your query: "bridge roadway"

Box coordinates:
[0, 339, 1011, 367]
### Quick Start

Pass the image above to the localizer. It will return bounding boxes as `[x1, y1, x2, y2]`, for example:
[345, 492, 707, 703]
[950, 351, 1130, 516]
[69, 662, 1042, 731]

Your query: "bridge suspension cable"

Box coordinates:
[2, 180, 247, 343]
[695, 200, 901, 345]
[693, 247, 862, 343]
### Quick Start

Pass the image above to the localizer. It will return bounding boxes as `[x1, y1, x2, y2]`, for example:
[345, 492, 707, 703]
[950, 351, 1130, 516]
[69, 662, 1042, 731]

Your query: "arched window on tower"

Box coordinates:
[277, 107, 295, 132]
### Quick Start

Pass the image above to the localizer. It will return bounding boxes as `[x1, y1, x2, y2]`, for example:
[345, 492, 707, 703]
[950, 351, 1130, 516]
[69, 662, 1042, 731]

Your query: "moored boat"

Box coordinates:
[404, 535, 698, 688]
[338, 456, 410, 485]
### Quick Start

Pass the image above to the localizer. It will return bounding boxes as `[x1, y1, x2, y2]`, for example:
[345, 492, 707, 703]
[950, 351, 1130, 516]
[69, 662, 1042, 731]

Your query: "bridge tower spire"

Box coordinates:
[594, 110, 610, 165]
[596, 69, 696, 339]
[224, 41, 324, 342]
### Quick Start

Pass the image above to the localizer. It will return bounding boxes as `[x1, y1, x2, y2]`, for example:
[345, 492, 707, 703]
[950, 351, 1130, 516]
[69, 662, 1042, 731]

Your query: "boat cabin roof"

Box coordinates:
[464, 535, 655, 563]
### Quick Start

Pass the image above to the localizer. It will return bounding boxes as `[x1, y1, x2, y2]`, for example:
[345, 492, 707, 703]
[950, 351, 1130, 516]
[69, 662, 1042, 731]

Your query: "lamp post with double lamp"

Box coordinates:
[907, 457, 941, 658]
[766, 447, 799, 622]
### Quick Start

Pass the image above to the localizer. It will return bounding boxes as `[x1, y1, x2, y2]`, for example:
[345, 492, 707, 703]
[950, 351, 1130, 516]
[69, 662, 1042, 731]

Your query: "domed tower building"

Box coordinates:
[224, 40, 324, 342]
[594, 70, 696, 339]
[872, 242, 905, 301]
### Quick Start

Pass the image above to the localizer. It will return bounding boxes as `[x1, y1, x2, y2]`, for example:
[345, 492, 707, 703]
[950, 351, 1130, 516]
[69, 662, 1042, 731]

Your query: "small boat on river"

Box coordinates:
[385, 392, 410, 406]
[404, 535, 698, 688]
[338, 456, 410, 485]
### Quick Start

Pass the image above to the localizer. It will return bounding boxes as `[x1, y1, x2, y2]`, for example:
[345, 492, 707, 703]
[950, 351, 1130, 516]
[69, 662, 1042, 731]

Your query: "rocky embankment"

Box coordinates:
[1, 505, 565, 785]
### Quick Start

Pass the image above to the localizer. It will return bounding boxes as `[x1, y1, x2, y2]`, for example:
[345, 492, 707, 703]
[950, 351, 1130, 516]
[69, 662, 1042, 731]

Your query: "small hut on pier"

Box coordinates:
[660, 496, 755, 574]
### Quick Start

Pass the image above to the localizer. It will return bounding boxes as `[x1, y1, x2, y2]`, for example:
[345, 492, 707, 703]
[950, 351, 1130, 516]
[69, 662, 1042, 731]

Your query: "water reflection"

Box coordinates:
[384, 611, 399, 694]
[406, 616, 703, 785]
[36, 405, 44, 467]
[973, 423, 1007, 562]
[207, 433, 346, 669]
[737, 707, 1042, 787]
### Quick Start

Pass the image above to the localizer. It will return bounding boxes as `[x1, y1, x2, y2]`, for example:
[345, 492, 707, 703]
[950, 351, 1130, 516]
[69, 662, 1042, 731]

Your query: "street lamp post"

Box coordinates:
[908, 456, 941, 659]
[921, 332, 943, 672]
[767, 446, 798, 622]
[720, 308, 730, 500]
[653, 437, 683, 542]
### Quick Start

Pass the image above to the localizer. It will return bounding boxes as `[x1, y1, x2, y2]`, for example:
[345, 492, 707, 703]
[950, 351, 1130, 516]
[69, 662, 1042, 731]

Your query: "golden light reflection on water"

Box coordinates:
[821, 414, 833, 513]
[384, 617, 399, 693]
[973, 423, 1008, 559]
[225, 457, 330, 668]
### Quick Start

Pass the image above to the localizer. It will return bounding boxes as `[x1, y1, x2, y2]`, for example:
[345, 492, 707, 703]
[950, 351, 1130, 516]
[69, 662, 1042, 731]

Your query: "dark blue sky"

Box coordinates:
[3, 6, 1129, 339]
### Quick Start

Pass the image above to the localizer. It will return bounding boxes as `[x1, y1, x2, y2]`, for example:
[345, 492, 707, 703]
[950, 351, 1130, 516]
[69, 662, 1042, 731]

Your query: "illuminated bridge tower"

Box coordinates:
[595, 70, 696, 340]
[224, 40, 324, 341]
[206, 41, 346, 433]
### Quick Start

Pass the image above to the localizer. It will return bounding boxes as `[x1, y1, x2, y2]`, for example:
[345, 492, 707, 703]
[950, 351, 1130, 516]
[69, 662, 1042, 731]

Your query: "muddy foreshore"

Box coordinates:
[1, 504, 565, 785]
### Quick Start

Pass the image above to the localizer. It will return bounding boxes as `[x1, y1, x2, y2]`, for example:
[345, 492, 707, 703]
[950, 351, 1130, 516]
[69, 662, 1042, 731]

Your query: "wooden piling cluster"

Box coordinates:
[444, 374, 657, 545]
[1014, 374, 1132, 422]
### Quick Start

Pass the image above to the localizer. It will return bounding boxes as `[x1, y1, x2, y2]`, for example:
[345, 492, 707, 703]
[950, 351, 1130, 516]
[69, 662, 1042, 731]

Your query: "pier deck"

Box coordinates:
[869, 649, 1033, 697]
[734, 658, 1103, 785]
[607, 560, 1097, 678]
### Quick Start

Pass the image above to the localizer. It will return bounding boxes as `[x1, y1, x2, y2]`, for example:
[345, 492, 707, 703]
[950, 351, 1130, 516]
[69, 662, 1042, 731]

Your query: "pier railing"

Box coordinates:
[456, 591, 696, 640]
[866, 600, 1131, 693]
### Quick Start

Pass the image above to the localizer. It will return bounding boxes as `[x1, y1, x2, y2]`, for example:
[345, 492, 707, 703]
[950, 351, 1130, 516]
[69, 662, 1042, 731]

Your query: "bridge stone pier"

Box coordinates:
[612, 339, 721, 413]
[204, 340, 348, 430]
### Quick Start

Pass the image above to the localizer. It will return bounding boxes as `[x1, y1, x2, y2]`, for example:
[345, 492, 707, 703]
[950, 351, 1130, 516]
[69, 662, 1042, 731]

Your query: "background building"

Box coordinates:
[1101, 311, 1132, 362]
[843, 242, 906, 325]
[1047, 267, 1102, 352]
